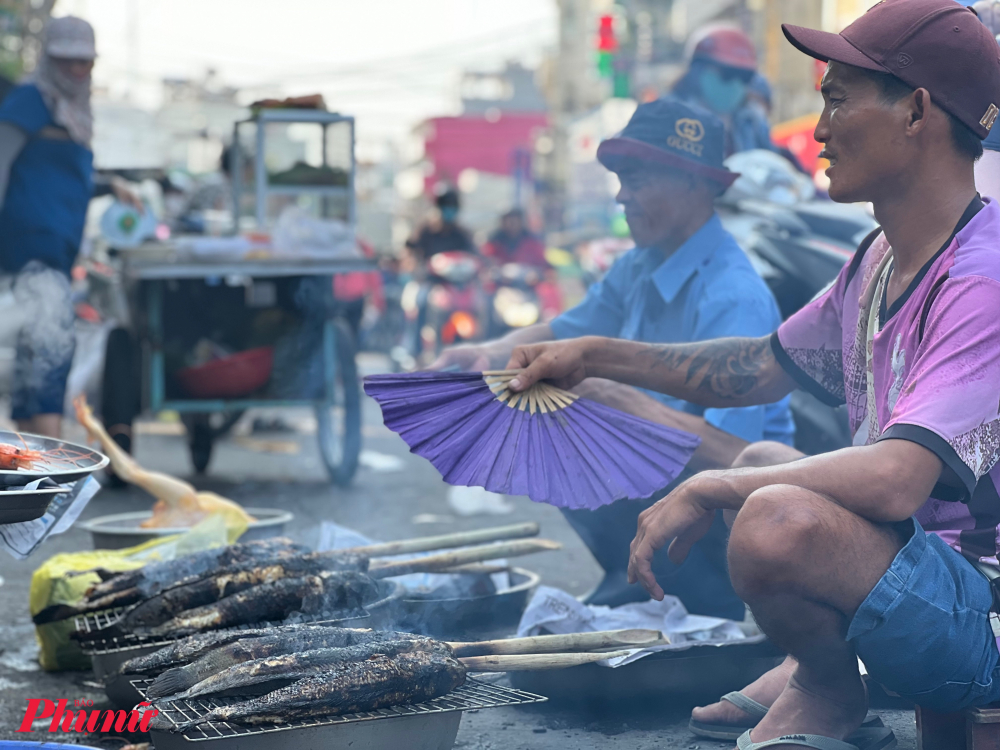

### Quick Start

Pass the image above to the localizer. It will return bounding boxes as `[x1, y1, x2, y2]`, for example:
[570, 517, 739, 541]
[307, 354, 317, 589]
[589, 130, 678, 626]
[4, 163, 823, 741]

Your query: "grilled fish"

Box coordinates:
[147, 627, 416, 697]
[34, 539, 309, 625]
[136, 571, 378, 638]
[94, 538, 306, 600]
[119, 624, 343, 676]
[163, 651, 466, 730]
[166, 638, 449, 700]
[122, 554, 368, 632]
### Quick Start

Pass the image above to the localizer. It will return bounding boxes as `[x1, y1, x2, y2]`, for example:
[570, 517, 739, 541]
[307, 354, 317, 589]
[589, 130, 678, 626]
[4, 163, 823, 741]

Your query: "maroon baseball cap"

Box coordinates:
[783, 0, 1000, 138]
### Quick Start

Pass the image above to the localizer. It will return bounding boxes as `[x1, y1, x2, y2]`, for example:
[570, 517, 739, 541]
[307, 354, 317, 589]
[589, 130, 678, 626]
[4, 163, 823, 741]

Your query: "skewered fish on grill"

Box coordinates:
[119, 624, 351, 676]
[147, 627, 421, 696]
[121, 554, 369, 632]
[161, 650, 467, 730]
[136, 571, 380, 638]
[165, 637, 449, 701]
[33, 538, 310, 625]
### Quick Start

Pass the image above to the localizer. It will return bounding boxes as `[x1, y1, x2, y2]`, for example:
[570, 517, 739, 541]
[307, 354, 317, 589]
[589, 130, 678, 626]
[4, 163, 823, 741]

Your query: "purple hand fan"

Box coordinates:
[363, 370, 701, 510]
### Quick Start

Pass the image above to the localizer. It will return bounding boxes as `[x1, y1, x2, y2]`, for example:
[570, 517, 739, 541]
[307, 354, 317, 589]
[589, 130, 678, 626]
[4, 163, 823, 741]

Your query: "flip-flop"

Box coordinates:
[736, 726, 897, 750]
[689, 692, 884, 741]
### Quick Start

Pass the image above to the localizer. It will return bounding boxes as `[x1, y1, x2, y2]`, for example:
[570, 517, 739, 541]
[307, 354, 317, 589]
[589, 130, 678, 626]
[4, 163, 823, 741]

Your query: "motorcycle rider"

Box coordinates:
[432, 98, 794, 618]
[671, 24, 778, 156]
[482, 208, 548, 269]
[405, 187, 476, 265]
[403, 187, 479, 357]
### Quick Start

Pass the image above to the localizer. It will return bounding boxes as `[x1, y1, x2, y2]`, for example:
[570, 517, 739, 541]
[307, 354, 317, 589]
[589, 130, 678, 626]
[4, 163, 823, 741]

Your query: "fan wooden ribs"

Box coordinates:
[483, 370, 579, 413]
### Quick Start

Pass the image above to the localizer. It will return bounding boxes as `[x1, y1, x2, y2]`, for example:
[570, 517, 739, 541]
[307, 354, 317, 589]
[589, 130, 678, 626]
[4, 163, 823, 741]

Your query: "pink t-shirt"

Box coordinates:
[774, 197, 1000, 563]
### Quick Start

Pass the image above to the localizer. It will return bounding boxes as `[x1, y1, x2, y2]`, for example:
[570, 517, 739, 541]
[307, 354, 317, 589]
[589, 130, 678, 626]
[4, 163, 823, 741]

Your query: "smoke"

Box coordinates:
[6, 262, 76, 415]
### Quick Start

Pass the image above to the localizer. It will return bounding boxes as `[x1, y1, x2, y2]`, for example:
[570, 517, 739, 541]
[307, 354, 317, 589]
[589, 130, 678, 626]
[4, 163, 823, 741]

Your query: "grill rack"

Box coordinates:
[74, 608, 368, 655]
[133, 676, 547, 741]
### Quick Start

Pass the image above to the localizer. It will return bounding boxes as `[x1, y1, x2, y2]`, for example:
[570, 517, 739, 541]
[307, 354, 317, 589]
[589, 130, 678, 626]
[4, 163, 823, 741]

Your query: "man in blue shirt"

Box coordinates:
[434, 98, 793, 619]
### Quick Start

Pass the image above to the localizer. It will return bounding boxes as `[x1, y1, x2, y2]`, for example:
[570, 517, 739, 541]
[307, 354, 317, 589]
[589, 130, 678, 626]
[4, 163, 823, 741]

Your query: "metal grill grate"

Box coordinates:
[76, 610, 368, 655]
[133, 677, 546, 741]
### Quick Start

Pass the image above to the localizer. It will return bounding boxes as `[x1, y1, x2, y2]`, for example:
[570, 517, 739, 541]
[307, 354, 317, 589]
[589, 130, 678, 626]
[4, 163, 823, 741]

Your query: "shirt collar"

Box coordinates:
[650, 213, 726, 303]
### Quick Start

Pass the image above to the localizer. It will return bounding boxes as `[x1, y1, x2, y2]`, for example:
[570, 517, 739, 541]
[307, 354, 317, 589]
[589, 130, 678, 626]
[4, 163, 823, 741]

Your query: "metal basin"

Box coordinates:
[79, 508, 294, 549]
[510, 637, 784, 709]
[396, 567, 540, 640]
[0, 487, 64, 524]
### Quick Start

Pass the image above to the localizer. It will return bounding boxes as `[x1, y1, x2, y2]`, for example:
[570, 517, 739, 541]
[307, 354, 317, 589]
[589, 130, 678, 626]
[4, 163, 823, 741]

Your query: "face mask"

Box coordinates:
[440, 206, 459, 222]
[699, 68, 746, 115]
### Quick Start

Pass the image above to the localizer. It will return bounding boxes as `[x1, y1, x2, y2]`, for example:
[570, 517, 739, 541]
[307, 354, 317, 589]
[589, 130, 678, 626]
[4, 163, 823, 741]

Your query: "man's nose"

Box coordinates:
[814, 109, 831, 144]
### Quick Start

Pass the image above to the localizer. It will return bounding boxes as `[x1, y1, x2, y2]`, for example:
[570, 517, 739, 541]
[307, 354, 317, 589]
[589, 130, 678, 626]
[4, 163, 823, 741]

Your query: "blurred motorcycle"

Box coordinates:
[401, 250, 486, 363]
[484, 263, 543, 338]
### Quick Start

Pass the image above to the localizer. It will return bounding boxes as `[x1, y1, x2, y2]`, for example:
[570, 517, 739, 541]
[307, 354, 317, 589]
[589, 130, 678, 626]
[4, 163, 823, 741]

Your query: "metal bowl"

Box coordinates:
[80, 508, 294, 549]
[0, 487, 65, 524]
[509, 636, 784, 709]
[396, 567, 540, 640]
[0, 431, 109, 486]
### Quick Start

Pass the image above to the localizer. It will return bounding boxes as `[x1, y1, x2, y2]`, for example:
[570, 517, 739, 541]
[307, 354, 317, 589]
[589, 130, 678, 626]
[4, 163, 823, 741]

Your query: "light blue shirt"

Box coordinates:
[551, 213, 795, 445]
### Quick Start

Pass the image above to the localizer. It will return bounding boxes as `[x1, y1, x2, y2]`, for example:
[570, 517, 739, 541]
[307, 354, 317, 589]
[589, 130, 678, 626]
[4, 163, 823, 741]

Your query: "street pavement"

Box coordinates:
[0, 355, 918, 748]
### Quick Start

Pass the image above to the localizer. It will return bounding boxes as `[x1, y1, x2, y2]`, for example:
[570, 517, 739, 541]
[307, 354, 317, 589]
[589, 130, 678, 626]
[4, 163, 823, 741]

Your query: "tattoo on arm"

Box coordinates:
[643, 337, 776, 401]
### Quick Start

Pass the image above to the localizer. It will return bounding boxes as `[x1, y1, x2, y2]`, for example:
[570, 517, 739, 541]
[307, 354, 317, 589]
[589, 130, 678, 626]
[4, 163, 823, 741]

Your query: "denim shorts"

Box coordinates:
[847, 518, 1000, 712]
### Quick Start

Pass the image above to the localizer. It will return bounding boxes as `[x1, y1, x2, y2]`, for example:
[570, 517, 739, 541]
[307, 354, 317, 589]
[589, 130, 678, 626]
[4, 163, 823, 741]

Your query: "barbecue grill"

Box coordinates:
[134, 676, 547, 750]
[75, 580, 403, 708]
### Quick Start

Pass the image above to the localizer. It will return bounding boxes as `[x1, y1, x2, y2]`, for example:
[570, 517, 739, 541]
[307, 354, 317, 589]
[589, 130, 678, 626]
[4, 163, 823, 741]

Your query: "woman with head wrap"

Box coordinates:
[0, 16, 138, 438]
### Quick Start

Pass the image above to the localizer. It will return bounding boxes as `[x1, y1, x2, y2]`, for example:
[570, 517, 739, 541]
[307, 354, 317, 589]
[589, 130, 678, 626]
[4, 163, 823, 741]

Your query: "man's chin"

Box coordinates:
[826, 180, 863, 205]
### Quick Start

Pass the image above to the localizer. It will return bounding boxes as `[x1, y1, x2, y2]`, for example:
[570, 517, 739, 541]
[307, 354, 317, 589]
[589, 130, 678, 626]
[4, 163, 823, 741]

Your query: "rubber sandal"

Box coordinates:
[688, 691, 884, 741]
[736, 726, 897, 750]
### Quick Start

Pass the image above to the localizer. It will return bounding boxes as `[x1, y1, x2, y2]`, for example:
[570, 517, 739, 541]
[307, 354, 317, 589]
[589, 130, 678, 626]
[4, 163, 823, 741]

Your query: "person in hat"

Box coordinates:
[0, 16, 139, 438]
[502, 0, 1000, 746]
[671, 24, 778, 155]
[433, 97, 793, 619]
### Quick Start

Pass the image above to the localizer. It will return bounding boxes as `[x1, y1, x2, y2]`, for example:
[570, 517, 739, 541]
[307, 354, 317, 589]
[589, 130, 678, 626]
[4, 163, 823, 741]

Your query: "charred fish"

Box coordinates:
[135, 571, 378, 638]
[162, 651, 466, 730]
[121, 554, 368, 632]
[165, 637, 449, 700]
[34, 539, 309, 625]
[147, 627, 417, 697]
[118, 624, 344, 676]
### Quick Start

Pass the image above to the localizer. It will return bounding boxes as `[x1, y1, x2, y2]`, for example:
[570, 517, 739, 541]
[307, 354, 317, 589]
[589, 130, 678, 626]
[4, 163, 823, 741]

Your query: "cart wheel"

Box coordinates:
[186, 417, 215, 474]
[316, 318, 361, 486]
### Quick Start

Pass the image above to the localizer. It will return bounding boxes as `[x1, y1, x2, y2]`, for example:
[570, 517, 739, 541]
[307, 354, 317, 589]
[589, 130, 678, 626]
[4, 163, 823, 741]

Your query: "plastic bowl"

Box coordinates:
[175, 346, 274, 399]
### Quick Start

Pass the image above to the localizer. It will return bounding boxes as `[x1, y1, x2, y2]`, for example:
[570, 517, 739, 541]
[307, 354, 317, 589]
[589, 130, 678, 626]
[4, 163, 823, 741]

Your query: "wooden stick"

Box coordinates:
[459, 650, 634, 672]
[369, 539, 561, 578]
[331, 523, 540, 559]
[447, 629, 665, 657]
[482, 370, 522, 376]
[437, 563, 510, 575]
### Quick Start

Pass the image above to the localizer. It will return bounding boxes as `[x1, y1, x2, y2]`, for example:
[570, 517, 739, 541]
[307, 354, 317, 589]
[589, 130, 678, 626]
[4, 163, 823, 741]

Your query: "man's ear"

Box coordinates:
[905, 87, 932, 136]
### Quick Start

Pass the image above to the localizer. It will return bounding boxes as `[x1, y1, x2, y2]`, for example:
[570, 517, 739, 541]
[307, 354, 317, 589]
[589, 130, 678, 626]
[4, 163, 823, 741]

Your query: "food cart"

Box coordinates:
[103, 108, 374, 485]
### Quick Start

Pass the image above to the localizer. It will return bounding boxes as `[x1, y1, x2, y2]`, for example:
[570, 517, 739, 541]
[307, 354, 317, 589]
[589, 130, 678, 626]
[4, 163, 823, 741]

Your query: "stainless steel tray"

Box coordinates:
[0, 431, 108, 486]
[136, 676, 546, 750]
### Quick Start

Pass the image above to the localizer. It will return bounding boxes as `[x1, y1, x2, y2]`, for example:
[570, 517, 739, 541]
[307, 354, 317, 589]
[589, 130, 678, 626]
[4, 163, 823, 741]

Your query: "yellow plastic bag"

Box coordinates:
[30, 514, 246, 671]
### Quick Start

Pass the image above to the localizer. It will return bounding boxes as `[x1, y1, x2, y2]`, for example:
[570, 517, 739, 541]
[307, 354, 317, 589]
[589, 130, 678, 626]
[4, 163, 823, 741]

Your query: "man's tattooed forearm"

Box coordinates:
[642, 337, 774, 400]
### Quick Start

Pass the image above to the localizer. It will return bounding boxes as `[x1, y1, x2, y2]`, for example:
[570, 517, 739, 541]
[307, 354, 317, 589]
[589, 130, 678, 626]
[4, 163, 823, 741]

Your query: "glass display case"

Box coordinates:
[231, 109, 356, 231]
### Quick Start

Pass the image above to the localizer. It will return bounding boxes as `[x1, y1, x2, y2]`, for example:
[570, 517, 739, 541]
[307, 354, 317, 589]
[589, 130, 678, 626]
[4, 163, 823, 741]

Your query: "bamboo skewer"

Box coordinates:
[368, 539, 561, 578]
[447, 629, 666, 657]
[459, 650, 634, 672]
[332, 523, 540, 559]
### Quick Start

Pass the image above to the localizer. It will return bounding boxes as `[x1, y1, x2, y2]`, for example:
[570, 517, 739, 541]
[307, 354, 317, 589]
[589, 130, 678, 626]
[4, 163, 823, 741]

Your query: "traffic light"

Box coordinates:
[596, 14, 617, 78]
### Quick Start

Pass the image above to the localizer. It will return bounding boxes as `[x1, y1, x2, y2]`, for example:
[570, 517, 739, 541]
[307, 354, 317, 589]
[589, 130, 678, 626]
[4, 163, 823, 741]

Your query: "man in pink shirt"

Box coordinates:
[502, 1, 1000, 748]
